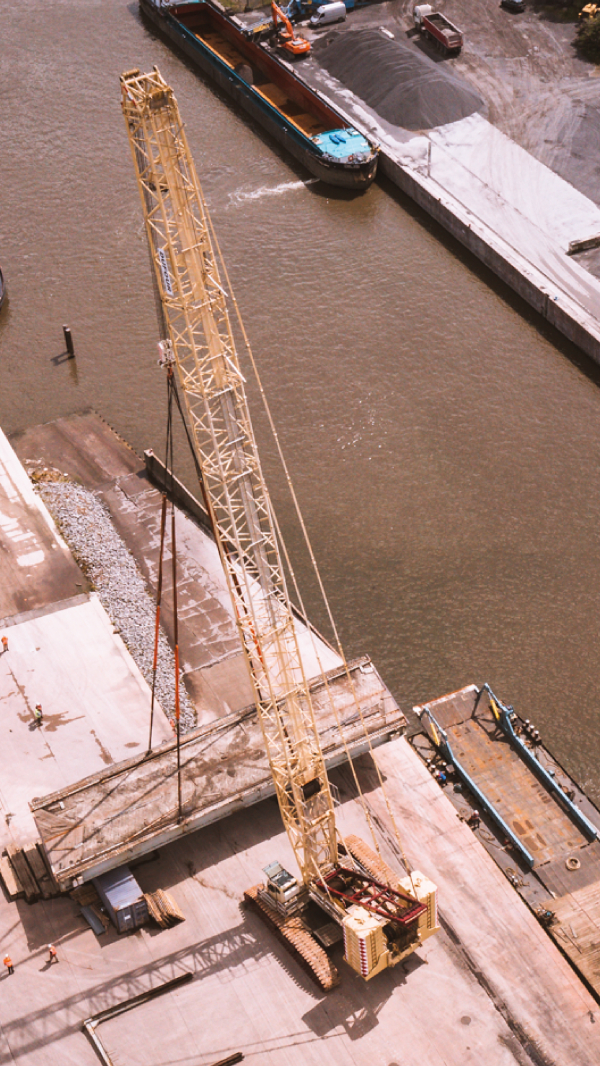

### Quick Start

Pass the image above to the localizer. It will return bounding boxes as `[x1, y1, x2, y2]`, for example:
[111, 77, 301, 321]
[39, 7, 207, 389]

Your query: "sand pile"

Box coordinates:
[312, 29, 484, 131]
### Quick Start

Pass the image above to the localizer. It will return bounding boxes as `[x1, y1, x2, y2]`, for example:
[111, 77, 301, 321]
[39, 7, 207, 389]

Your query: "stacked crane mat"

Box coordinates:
[144, 889, 185, 928]
[32, 657, 404, 887]
[0, 842, 59, 902]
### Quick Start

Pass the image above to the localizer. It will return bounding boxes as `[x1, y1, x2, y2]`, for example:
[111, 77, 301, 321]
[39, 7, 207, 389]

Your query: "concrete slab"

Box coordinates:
[0, 428, 87, 625]
[0, 594, 173, 852]
[32, 657, 404, 885]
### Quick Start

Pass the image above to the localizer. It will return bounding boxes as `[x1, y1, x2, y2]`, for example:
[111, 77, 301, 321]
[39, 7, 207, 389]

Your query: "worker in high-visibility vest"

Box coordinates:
[3, 954, 14, 975]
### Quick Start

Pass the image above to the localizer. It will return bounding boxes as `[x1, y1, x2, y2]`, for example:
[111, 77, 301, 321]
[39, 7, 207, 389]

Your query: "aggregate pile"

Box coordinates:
[38, 480, 196, 732]
[312, 29, 484, 131]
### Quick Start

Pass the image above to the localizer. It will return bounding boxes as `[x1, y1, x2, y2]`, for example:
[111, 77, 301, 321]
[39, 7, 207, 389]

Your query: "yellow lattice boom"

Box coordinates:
[120, 66, 337, 884]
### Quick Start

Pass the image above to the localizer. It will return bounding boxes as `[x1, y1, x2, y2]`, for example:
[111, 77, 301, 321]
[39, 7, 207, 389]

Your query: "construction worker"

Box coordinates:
[1, 635, 8, 653]
[47, 944, 58, 964]
[3, 954, 14, 975]
[34, 704, 43, 727]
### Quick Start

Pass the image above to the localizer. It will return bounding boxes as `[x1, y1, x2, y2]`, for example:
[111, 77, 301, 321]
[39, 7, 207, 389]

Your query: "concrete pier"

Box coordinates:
[2, 416, 600, 1065]
[297, 29, 600, 363]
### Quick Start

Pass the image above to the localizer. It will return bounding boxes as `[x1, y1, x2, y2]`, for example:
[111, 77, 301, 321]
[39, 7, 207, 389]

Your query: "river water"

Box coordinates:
[2, 1, 600, 799]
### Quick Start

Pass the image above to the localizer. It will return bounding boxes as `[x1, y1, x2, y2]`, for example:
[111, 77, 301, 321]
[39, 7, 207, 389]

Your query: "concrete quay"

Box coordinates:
[0, 426, 174, 854]
[2, 416, 600, 1064]
[11, 412, 340, 725]
[295, 20, 600, 363]
[3, 747, 600, 1066]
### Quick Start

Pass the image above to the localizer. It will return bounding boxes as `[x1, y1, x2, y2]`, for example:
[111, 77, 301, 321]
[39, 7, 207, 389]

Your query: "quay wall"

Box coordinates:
[379, 152, 600, 365]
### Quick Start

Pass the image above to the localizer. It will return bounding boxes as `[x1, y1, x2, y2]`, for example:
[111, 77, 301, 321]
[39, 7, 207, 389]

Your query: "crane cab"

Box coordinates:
[263, 861, 302, 909]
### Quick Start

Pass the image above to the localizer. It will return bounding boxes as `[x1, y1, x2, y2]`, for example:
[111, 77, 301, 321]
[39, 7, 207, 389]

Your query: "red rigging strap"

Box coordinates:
[172, 501, 183, 823]
[317, 869, 426, 926]
[148, 492, 168, 755]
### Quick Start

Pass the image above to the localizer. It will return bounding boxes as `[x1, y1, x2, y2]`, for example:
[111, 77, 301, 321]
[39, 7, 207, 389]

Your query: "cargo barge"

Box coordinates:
[139, 0, 378, 188]
[411, 683, 600, 1003]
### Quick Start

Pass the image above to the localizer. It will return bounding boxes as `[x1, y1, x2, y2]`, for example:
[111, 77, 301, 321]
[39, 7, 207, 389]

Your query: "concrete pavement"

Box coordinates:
[0, 427, 174, 852]
[2, 763, 600, 1066]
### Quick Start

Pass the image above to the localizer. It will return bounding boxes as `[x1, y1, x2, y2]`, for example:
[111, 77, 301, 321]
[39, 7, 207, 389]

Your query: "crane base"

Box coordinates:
[244, 884, 340, 991]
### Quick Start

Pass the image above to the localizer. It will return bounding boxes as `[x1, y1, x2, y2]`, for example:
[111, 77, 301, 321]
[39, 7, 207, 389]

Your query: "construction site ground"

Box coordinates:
[295, 0, 600, 214]
[272, 0, 600, 359]
[2, 417, 600, 1062]
[2, 740, 600, 1066]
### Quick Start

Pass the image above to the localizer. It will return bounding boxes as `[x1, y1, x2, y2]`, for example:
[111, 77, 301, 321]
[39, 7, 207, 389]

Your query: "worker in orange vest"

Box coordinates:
[1, 635, 8, 653]
[3, 954, 14, 975]
[47, 944, 58, 964]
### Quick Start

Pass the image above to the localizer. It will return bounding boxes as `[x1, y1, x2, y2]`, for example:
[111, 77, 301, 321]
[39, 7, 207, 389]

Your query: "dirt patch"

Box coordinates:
[312, 28, 484, 130]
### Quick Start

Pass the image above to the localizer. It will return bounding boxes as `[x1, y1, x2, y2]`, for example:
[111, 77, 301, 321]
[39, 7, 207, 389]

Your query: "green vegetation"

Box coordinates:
[576, 13, 600, 60]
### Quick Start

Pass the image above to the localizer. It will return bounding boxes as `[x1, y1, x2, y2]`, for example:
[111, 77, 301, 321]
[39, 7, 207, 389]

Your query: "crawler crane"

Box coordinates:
[120, 66, 439, 988]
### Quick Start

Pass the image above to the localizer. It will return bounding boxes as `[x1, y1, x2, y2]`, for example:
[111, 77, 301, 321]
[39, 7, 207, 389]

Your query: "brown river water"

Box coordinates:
[3, 1, 600, 800]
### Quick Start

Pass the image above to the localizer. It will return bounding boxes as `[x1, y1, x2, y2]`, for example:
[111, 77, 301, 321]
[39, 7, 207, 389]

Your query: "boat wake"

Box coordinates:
[230, 179, 318, 205]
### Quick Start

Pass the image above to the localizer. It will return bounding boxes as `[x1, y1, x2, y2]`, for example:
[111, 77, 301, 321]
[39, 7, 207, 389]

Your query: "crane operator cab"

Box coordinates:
[263, 861, 303, 912]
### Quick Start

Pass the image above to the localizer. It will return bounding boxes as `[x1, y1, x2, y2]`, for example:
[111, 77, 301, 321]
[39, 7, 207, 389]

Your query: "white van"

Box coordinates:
[309, 2, 347, 27]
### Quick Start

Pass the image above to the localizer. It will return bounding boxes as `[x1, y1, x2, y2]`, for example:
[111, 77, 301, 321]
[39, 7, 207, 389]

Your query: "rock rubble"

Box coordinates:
[38, 480, 196, 733]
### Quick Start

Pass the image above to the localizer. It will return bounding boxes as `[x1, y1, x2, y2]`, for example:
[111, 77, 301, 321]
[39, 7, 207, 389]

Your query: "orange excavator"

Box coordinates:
[271, 2, 311, 56]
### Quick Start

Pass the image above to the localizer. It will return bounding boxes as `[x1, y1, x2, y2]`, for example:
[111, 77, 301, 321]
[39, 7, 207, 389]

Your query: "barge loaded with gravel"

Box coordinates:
[138, 0, 378, 188]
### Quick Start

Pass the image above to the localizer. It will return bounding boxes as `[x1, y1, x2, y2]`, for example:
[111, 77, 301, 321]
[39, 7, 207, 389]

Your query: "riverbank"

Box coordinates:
[289, 6, 600, 361]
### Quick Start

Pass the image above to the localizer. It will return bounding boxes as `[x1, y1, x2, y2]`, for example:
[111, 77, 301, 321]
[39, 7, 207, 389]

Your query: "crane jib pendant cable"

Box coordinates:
[120, 67, 337, 885]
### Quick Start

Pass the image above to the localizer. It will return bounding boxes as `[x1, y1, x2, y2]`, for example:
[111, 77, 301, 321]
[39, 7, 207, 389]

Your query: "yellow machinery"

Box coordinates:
[120, 66, 438, 987]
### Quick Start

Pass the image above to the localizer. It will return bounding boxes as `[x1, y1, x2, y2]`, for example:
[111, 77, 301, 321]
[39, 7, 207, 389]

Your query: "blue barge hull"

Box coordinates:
[139, 0, 378, 189]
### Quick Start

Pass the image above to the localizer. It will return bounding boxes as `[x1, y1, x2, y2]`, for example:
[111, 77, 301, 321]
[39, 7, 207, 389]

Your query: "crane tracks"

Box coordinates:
[244, 884, 340, 991]
[343, 833, 403, 887]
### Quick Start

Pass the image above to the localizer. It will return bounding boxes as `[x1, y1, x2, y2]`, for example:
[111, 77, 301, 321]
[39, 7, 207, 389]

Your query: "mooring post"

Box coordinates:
[63, 324, 74, 358]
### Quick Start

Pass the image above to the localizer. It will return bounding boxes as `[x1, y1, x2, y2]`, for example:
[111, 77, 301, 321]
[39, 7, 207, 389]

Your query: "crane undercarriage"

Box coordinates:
[245, 834, 438, 989]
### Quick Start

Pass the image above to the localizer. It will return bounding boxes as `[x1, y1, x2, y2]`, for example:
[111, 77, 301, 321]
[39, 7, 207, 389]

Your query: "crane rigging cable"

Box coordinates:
[204, 176, 416, 890]
[119, 71, 437, 984]
[147, 366, 184, 822]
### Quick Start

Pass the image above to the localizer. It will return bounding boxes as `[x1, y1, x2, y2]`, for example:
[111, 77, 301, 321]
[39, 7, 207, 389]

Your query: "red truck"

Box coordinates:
[413, 5, 463, 55]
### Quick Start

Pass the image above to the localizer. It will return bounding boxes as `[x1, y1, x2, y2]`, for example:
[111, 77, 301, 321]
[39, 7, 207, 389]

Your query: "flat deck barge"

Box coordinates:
[411, 684, 600, 1003]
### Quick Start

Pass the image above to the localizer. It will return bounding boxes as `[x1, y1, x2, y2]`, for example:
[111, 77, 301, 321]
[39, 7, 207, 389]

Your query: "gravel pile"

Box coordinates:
[312, 29, 483, 131]
[39, 480, 196, 733]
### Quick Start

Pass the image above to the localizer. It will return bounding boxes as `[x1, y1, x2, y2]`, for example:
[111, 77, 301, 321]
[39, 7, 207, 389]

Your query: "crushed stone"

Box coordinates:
[312, 29, 484, 131]
[38, 480, 196, 733]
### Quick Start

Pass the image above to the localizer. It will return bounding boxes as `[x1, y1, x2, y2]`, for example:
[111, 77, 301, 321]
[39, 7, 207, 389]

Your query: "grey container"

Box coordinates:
[93, 865, 148, 933]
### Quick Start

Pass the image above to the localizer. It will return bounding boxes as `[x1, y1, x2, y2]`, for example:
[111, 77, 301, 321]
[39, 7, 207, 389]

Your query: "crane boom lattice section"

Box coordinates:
[120, 67, 337, 884]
